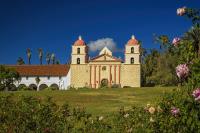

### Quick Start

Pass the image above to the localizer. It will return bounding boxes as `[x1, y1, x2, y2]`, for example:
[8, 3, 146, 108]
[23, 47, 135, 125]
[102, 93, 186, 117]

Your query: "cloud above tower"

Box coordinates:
[88, 38, 117, 52]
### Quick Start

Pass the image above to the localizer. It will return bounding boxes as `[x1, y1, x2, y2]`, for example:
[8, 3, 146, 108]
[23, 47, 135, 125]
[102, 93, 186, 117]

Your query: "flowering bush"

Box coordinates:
[176, 64, 189, 79]
[172, 37, 181, 46]
[0, 6, 200, 133]
[177, 7, 186, 16]
[192, 88, 200, 101]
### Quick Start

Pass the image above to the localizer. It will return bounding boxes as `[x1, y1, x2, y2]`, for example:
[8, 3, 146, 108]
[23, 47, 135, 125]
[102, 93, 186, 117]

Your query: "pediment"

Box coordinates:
[99, 47, 112, 56]
[90, 54, 122, 62]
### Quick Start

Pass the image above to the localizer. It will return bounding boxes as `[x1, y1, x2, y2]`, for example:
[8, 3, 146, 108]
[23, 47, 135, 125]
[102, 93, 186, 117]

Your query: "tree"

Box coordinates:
[17, 57, 25, 65]
[46, 53, 51, 65]
[0, 65, 20, 91]
[38, 48, 43, 65]
[26, 48, 31, 65]
[35, 76, 40, 91]
[51, 53, 55, 64]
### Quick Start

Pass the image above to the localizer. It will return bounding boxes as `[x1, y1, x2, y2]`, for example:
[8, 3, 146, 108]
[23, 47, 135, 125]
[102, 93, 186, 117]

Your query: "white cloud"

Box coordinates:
[88, 38, 117, 52]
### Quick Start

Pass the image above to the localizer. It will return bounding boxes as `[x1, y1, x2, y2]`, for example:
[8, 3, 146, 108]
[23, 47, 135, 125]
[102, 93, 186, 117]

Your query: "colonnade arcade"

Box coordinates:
[89, 64, 121, 88]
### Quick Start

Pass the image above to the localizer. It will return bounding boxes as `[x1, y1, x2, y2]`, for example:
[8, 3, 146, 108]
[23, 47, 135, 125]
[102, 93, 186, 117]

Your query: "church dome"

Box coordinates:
[127, 35, 139, 45]
[74, 36, 86, 46]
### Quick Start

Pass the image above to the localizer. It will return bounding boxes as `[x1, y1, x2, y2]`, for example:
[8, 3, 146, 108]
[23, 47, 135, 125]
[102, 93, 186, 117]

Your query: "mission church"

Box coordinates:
[10, 35, 141, 90]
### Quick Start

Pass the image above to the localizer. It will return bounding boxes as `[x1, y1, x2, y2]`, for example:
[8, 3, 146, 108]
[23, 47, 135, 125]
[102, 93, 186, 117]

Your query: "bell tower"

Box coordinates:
[71, 36, 89, 64]
[124, 35, 140, 64]
[121, 35, 141, 88]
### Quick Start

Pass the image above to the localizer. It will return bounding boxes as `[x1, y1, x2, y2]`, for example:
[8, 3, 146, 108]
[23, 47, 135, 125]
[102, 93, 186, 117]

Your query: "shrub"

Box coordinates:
[0, 95, 93, 133]
[123, 86, 131, 88]
[43, 87, 58, 91]
[111, 84, 121, 88]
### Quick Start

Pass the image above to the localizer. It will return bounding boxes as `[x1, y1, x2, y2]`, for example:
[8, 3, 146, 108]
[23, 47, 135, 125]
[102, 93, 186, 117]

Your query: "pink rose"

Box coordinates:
[171, 107, 180, 116]
[177, 7, 186, 16]
[192, 88, 200, 101]
[176, 64, 189, 79]
[172, 37, 180, 46]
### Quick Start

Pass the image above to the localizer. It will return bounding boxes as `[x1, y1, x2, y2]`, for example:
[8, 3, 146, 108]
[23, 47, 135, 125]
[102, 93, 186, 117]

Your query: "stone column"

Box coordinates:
[90, 65, 92, 88]
[118, 65, 121, 85]
[114, 65, 116, 84]
[94, 65, 97, 89]
[109, 65, 112, 87]
[99, 65, 101, 87]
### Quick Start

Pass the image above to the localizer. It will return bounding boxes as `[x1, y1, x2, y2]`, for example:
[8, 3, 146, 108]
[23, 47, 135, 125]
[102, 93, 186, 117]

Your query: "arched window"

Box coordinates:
[131, 47, 134, 53]
[77, 48, 80, 54]
[77, 58, 80, 64]
[131, 57, 134, 64]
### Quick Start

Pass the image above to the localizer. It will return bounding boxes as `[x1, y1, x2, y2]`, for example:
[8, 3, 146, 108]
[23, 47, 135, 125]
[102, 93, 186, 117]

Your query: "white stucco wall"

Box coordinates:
[14, 69, 71, 90]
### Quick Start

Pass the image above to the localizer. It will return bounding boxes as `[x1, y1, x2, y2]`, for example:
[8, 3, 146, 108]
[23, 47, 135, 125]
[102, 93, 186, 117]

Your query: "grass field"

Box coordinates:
[0, 87, 175, 116]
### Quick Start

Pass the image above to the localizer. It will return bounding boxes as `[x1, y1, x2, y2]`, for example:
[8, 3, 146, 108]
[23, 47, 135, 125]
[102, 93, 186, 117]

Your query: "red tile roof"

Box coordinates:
[7, 65, 70, 76]
[127, 35, 139, 45]
[74, 36, 86, 46]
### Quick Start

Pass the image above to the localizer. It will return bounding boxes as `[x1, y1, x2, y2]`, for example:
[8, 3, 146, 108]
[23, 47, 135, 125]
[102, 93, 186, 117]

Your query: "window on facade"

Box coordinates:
[77, 48, 80, 54]
[59, 76, 61, 80]
[131, 57, 134, 64]
[26, 76, 28, 80]
[48, 76, 50, 80]
[77, 58, 80, 64]
[131, 47, 134, 53]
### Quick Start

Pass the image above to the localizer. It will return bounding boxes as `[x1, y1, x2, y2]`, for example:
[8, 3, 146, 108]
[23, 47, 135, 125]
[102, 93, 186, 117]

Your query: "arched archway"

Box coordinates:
[101, 79, 109, 88]
[18, 84, 27, 90]
[77, 58, 80, 64]
[130, 57, 134, 64]
[29, 84, 37, 91]
[50, 83, 59, 90]
[77, 48, 80, 54]
[9, 84, 17, 91]
[39, 84, 48, 90]
[131, 47, 134, 53]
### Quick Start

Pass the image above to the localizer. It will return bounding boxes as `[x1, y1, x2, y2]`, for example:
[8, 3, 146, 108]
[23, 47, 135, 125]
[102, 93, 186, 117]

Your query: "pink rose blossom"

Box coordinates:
[171, 107, 180, 116]
[176, 64, 189, 79]
[172, 37, 181, 46]
[177, 7, 186, 16]
[192, 88, 200, 101]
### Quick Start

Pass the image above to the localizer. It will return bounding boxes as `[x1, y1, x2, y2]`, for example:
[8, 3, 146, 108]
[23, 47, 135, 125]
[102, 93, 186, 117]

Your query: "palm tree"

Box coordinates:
[17, 57, 25, 65]
[46, 53, 51, 65]
[38, 48, 43, 65]
[26, 48, 31, 65]
[51, 53, 55, 64]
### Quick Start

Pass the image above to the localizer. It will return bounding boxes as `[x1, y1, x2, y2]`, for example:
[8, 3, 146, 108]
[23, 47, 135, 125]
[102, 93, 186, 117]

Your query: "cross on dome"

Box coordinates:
[131, 35, 135, 39]
[78, 35, 82, 40]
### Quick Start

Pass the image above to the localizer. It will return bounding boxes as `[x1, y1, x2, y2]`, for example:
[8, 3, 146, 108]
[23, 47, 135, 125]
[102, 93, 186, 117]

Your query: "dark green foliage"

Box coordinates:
[0, 95, 93, 133]
[142, 48, 178, 86]
[0, 65, 20, 91]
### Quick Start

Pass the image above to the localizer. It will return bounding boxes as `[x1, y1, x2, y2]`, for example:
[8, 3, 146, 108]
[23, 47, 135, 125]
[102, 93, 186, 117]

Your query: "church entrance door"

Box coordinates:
[101, 79, 108, 87]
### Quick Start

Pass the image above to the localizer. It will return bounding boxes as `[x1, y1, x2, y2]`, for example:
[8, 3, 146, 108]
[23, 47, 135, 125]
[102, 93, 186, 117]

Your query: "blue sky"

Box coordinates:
[0, 0, 199, 64]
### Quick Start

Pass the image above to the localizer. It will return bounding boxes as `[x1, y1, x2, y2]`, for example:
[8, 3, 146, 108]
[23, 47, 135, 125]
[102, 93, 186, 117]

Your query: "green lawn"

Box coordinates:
[0, 87, 175, 116]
